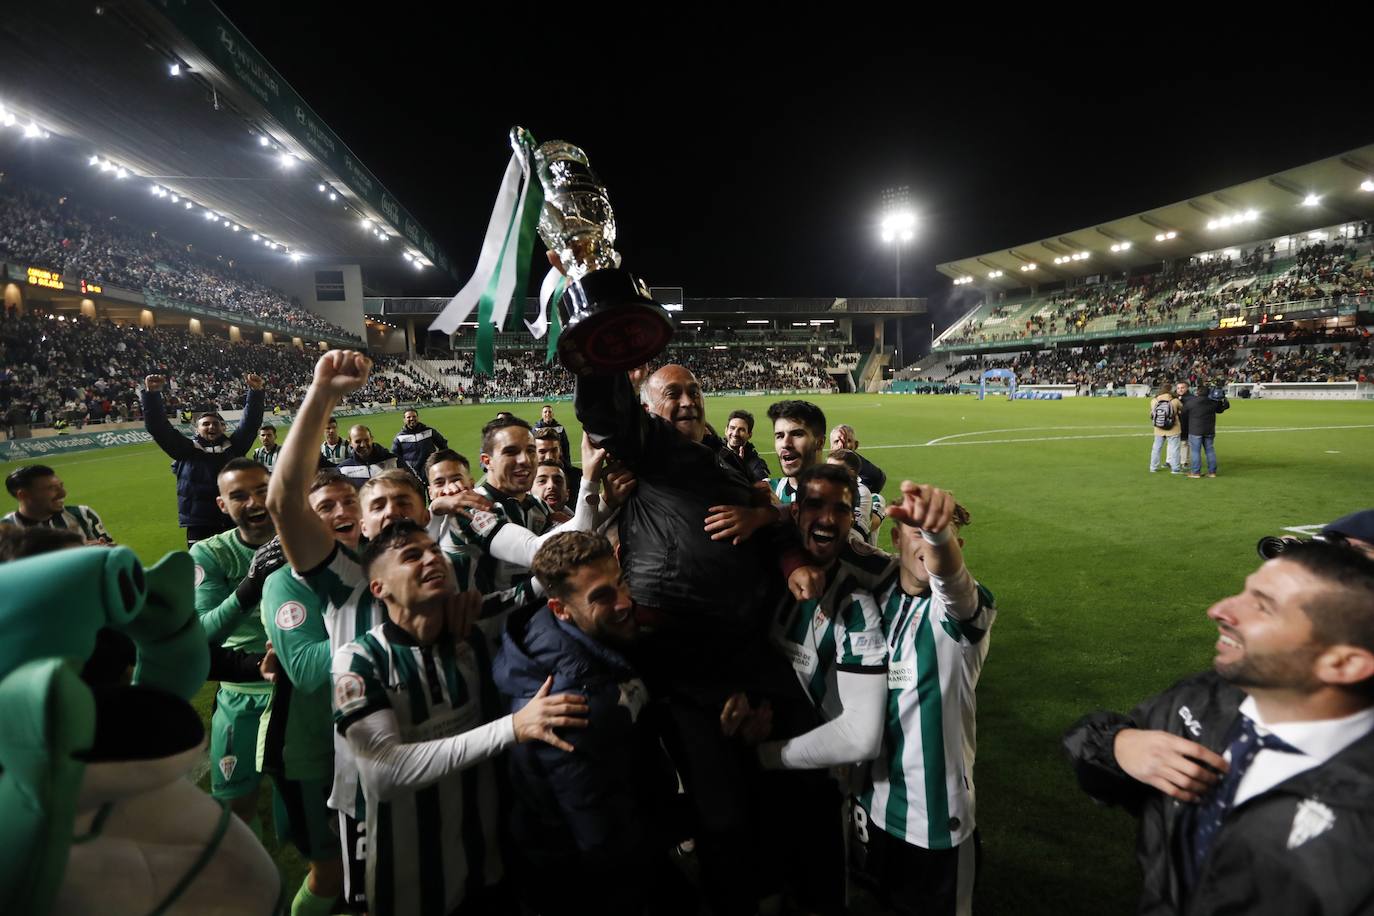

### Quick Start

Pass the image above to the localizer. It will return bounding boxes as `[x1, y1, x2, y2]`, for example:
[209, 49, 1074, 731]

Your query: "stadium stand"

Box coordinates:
[0, 182, 360, 341]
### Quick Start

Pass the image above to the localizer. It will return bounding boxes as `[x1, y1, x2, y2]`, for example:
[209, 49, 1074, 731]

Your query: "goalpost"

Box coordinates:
[979, 368, 1017, 401]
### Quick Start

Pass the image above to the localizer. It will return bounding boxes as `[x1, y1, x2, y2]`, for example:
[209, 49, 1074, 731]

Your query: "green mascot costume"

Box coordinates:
[0, 546, 282, 914]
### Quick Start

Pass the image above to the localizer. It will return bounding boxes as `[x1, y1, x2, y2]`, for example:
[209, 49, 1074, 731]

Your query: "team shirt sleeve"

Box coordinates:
[834, 591, 889, 673]
[80, 506, 114, 543]
[928, 567, 995, 644]
[486, 476, 600, 569]
[262, 567, 333, 693]
[759, 669, 887, 770]
[190, 541, 243, 644]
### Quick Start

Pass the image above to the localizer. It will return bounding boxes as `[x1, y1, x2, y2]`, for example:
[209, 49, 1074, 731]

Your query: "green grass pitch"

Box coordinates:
[6, 393, 1373, 912]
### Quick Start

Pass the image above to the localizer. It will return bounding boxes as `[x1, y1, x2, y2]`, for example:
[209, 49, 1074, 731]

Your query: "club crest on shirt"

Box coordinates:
[469, 510, 500, 539]
[275, 601, 307, 631]
[1287, 798, 1336, 849]
[194, 564, 206, 587]
[618, 678, 648, 722]
[335, 672, 367, 713]
[218, 755, 237, 782]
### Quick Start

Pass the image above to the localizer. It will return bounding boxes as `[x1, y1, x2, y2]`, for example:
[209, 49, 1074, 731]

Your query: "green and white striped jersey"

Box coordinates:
[1, 505, 112, 543]
[769, 476, 797, 505]
[252, 444, 281, 471]
[868, 493, 887, 547]
[771, 567, 887, 717]
[859, 571, 996, 850]
[427, 513, 480, 591]
[321, 439, 349, 464]
[455, 483, 547, 594]
[333, 622, 504, 916]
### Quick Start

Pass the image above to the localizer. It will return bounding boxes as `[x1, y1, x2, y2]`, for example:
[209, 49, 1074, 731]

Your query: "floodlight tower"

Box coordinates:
[879, 186, 916, 297]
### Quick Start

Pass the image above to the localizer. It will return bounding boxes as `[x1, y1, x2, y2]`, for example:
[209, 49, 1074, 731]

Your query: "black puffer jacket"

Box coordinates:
[1179, 394, 1230, 438]
[141, 388, 264, 528]
[1064, 671, 1374, 915]
[575, 372, 788, 640]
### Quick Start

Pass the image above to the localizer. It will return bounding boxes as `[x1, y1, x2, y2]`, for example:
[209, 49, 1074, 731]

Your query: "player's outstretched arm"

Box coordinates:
[888, 480, 978, 617]
[267, 351, 372, 572]
[227, 375, 266, 456]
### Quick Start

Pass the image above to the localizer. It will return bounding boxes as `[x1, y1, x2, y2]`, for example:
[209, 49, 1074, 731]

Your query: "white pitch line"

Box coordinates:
[923, 425, 1140, 446]
[851, 423, 1374, 450]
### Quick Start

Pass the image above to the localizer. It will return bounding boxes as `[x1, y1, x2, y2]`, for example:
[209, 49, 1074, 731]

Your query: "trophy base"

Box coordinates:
[557, 269, 674, 374]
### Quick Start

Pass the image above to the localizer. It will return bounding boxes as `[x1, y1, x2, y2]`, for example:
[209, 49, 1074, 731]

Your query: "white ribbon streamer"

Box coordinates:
[526, 267, 565, 339]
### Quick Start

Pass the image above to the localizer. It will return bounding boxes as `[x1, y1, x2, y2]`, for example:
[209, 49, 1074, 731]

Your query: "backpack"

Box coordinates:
[1151, 398, 1175, 429]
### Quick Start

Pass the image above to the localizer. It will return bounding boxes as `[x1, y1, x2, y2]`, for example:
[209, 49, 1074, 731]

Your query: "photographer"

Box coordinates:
[1181, 385, 1229, 478]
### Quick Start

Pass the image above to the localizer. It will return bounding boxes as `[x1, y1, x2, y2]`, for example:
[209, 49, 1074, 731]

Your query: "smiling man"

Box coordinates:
[767, 400, 827, 505]
[3, 464, 114, 544]
[1065, 542, 1374, 915]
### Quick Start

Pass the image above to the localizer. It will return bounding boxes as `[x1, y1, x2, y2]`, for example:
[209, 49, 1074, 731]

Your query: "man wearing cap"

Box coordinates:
[1323, 509, 1374, 560]
[142, 373, 266, 546]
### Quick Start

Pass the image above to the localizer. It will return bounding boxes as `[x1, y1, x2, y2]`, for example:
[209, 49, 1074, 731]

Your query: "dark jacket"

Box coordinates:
[533, 418, 572, 465]
[141, 388, 265, 528]
[335, 444, 400, 484]
[390, 422, 447, 477]
[492, 605, 676, 912]
[574, 372, 788, 639]
[1179, 394, 1229, 438]
[738, 441, 771, 482]
[1064, 671, 1374, 916]
[857, 452, 887, 495]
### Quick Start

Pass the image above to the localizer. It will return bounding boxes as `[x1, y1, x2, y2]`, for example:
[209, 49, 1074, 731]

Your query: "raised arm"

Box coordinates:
[267, 351, 372, 573]
[140, 376, 197, 460]
[226, 375, 266, 456]
[574, 371, 652, 469]
[888, 480, 978, 619]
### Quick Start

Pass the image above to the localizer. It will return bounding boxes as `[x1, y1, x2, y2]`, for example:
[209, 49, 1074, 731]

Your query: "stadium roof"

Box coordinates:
[0, 0, 454, 278]
[937, 143, 1374, 289]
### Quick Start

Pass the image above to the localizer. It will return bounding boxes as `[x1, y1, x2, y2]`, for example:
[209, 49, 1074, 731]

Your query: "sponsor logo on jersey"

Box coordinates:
[276, 601, 308, 631]
[194, 564, 206, 587]
[469, 509, 500, 539]
[335, 672, 367, 713]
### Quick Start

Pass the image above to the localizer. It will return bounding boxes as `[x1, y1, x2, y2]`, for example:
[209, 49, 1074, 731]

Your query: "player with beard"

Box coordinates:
[332, 520, 588, 916]
[532, 461, 571, 521]
[725, 409, 771, 482]
[768, 400, 827, 505]
[190, 458, 288, 829]
[142, 372, 265, 545]
[253, 424, 282, 471]
[3, 464, 114, 543]
[1065, 542, 1374, 915]
[828, 448, 875, 542]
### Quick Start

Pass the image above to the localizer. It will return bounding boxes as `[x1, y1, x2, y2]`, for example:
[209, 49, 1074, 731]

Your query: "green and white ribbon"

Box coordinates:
[429, 130, 545, 376]
[528, 267, 568, 364]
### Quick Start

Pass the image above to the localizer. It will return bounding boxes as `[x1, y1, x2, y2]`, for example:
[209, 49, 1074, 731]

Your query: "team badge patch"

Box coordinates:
[218, 755, 238, 782]
[275, 601, 307, 631]
[194, 564, 206, 587]
[1287, 798, 1336, 849]
[335, 673, 367, 713]
[469, 510, 500, 539]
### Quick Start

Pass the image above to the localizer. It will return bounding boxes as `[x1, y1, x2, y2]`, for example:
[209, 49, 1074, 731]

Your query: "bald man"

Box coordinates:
[575, 363, 840, 914]
[335, 424, 400, 484]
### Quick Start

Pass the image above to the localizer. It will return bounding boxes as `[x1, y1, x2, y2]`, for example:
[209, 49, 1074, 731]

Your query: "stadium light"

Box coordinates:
[89, 155, 99, 166]
[258, 134, 270, 147]
[170, 193, 179, 202]
[290, 252, 303, 262]
[114, 167, 127, 180]
[168, 62, 181, 77]
[746, 319, 769, 324]
[1302, 194, 1321, 207]
[329, 192, 337, 201]
[988, 270, 1003, 279]
[360, 218, 373, 229]
[184, 201, 193, 209]
[317, 183, 326, 192]
[204, 210, 215, 220]
[251, 233, 259, 241]
[1362, 179, 1374, 193]
[232, 225, 241, 232]
[681, 320, 704, 325]
[712, 345, 728, 350]
[792, 321, 809, 326]
[98, 159, 112, 172]
[1020, 263, 1037, 272]
[279, 153, 296, 169]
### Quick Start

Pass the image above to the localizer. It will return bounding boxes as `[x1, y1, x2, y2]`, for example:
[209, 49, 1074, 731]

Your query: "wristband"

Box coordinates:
[920, 526, 952, 546]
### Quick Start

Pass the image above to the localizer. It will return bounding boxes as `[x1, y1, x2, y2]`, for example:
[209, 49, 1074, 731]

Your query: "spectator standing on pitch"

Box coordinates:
[320, 418, 349, 465]
[725, 409, 771, 482]
[1182, 386, 1230, 478]
[142, 372, 265, 546]
[191, 457, 287, 829]
[3, 464, 114, 543]
[1149, 384, 1184, 474]
[390, 408, 448, 482]
[830, 423, 887, 495]
[1064, 542, 1374, 915]
[534, 404, 573, 467]
[336, 424, 399, 484]
[254, 424, 282, 472]
[1175, 382, 1193, 470]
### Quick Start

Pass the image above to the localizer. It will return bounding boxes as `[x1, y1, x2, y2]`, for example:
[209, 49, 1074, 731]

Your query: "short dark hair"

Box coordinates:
[767, 400, 827, 440]
[259, 423, 275, 433]
[795, 462, 857, 509]
[532, 531, 615, 600]
[1279, 541, 1374, 659]
[481, 415, 532, 455]
[360, 518, 428, 580]
[0, 524, 84, 562]
[218, 457, 266, 484]
[536, 460, 566, 474]
[196, 411, 223, 423]
[424, 448, 471, 484]
[533, 427, 560, 442]
[309, 469, 351, 495]
[6, 464, 55, 497]
[727, 409, 755, 433]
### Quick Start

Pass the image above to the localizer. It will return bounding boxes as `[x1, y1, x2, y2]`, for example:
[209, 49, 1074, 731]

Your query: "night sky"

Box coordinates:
[212, 8, 1374, 328]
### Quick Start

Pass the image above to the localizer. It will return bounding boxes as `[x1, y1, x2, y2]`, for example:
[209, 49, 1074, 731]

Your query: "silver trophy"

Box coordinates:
[530, 133, 673, 373]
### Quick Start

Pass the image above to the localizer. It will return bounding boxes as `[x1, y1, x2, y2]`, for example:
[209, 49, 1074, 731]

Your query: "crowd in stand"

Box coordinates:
[945, 232, 1374, 346]
[0, 312, 439, 431]
[0, 183, 357, 340]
